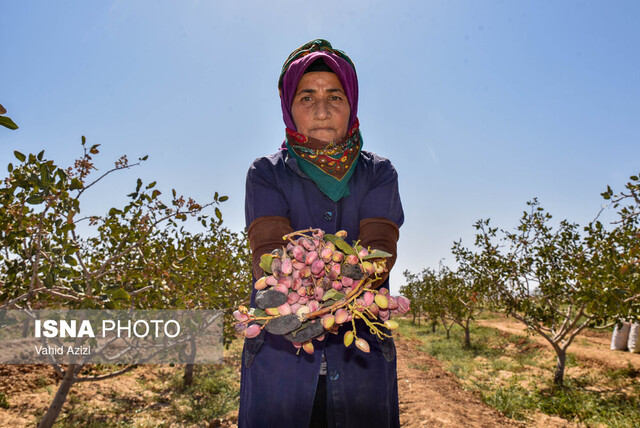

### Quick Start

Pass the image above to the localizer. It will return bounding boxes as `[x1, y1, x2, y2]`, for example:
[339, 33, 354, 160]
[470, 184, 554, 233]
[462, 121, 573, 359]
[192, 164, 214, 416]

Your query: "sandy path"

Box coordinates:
[476, 319, 640, 370]
[395, 333, 523, 427]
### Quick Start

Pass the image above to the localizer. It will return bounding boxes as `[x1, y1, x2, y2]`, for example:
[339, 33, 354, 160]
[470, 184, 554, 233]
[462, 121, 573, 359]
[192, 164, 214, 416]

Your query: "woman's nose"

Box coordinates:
[314, 100, 331, 119]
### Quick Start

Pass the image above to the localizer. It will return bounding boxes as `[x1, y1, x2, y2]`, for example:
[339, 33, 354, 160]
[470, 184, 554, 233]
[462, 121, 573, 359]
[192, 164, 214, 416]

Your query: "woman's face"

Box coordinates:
[290, 71, 350, 143]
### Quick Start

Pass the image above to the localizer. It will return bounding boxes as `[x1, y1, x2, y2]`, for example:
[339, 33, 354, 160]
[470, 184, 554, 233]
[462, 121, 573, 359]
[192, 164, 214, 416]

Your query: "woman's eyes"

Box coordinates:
[299, 96, 343, 102]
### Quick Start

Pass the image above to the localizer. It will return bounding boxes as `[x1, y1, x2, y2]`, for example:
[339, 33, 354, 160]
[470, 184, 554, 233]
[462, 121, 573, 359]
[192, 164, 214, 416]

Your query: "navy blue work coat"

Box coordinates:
[240, 149, 404, 428]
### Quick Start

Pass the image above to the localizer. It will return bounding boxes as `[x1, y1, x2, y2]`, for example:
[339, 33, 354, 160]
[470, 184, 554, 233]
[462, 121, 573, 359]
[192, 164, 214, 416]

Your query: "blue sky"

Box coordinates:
[2, 1, 639, 294]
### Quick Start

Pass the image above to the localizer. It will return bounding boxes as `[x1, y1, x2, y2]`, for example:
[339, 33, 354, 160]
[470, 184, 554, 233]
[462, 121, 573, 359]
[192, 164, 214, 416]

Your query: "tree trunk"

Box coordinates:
[183, 364, 194, 387]
[412, 312, 416, 325]
[38, 364, 80, 428]
[440, 315, 452, 340]
[181, 337, 197, 388]
[464, 323, 471, 348]
[431, 319, 437, 333]
[554, 349, 566, 386]
[417, 311, 421, 326]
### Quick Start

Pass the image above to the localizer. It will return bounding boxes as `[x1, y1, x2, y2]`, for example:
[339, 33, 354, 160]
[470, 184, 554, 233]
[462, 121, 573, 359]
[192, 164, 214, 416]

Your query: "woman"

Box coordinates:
[240, 39, 404, 428]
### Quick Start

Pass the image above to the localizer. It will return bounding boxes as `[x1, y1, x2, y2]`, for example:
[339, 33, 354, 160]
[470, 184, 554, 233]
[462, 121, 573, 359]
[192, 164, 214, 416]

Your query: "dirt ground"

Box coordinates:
[476, 318, 640, 370]
[2, 321, 636, 427]
[394, 332, 523, 428]
[394, 330, 588, 428]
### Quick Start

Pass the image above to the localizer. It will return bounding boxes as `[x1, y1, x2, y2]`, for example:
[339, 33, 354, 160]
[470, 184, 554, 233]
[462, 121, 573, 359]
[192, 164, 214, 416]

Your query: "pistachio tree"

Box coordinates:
[434, 265, 487, 348]
[601, 173, 640, 320]
[401, 268, 442, 332]
[401, 269, 424, 326]
[464, 199, 633, 386]
[0, 140, 250, 427]
[400, 270, 421, 325]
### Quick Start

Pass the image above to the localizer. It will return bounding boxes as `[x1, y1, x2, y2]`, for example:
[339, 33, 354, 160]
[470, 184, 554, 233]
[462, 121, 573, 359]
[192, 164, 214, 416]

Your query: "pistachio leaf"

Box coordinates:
[259, 254, 273, 274]
[322, 288, 345, 302]
[324, 234, 357, 256]
[363, 249, 392, 260]
[0, 116, 18, 130]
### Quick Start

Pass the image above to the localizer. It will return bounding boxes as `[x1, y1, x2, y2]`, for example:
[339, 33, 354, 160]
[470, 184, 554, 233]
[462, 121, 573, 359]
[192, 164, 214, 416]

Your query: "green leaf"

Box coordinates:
[215, 207, 222, 221]
[612, 288, 627, 299]
[259, 254, 273, 274]
[251, 309, 267, 324]
[0, 116, 19, 130]
[59, 223, 76, 233]
[26, 194, 43, 205]
[43, 273, 55, 289]
[64, 255, 78, 266]
[40, 164, 51, 183]
[219, 195, 229, 202]
[70, 178, 83, 190]
[109, 288, 130, 303]
[362, 249, 392, 260]
[324, 234, 357, 256]
[37, 150, 45, 160]
[322, 289, 345, 302]
[252, 308, 267, 317]
[14, 151, 26, 162]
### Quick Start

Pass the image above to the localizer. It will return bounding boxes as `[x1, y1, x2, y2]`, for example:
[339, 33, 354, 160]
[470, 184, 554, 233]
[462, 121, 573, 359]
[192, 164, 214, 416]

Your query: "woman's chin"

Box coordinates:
[308, 132, 337, 143]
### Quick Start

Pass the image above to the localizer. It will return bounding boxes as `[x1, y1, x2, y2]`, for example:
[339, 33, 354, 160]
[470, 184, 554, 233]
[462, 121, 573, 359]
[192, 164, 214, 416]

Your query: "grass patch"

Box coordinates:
[166, 364, 240, 423]
[0, 391, 9, 409]
[483, 384, 535, 420]
[34, 375, 51, 389]
[607, 363, 640, 381]
[164, 338, 243, 424]
[397, 317, 640, 427]
[535, 382, 640, 427]
[55, 383, 144, 427]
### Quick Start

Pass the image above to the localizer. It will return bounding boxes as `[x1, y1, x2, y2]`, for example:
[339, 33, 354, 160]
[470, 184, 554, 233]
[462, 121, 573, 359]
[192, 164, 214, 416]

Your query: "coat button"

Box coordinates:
[324, 211, 333, 221]
[329, 370, 339, 381]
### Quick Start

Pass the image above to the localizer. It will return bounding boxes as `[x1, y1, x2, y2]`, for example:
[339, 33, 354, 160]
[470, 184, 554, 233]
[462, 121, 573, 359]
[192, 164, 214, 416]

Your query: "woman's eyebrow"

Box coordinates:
[296, 87, 345, 96]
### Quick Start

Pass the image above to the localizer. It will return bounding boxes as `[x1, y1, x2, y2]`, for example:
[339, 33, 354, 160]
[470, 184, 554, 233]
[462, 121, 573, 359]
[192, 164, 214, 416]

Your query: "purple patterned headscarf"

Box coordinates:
[278, 39, 359, 131]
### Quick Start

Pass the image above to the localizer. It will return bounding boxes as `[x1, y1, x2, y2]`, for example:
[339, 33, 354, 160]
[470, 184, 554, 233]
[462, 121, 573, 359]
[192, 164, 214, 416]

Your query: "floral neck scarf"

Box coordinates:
[285, 120, 362, 202]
